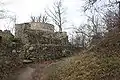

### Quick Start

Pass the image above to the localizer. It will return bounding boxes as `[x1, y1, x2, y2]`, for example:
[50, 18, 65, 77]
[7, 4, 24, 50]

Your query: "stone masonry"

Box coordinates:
[15, 22, 68, 45]
[15, 22, 71, 61]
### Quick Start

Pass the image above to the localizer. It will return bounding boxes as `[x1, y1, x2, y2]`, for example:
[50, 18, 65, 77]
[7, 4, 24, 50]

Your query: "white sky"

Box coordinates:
[0, 0, 87, 34]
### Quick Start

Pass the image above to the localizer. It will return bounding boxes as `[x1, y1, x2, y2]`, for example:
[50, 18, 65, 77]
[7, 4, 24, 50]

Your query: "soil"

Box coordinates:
[9, 60, 56, 80]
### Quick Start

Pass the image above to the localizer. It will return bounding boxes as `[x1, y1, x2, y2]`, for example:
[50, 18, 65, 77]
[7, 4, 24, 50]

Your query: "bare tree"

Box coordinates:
[83, 0, 118, 12]
[70, 25, 90, 48]
[70, 0, 120, 47]
[30, 16, 36, 22]
[75, 0, 120, 47]
[72, 11, 105, 47]
[0, 1, 16, 33]
[45, 0, 66, 32]
[74, 34, 86, 47]
[30, 14, 48, 23]
[104, 10, 120, 33]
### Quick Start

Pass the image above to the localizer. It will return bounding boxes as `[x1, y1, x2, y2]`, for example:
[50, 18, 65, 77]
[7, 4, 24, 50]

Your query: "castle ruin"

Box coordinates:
[15, 22, 68, 45]
[15, 22, 71, 61]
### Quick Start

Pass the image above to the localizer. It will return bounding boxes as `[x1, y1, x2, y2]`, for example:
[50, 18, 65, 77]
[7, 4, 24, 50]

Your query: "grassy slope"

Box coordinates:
[43, 53, 120, 80]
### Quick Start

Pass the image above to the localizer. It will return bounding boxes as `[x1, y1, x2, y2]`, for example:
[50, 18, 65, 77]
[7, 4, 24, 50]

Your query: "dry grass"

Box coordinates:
[43, 52, 120, 80]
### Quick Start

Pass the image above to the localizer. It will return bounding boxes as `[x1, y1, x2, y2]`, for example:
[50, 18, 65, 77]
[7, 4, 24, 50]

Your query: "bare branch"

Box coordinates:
[30, 14, 48, 23]
[45, 0, 66, 32]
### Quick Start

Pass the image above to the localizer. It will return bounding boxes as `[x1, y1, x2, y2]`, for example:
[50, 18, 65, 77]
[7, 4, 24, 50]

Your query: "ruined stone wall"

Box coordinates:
[15, 22, 54, 35]
[23, 29, 68, 45]
[30, 22, 54, 32]
[14, 22, 71, 63]
[54, 32, 68, 45]
[15, 22, 56, 44]
[19, 44, 72, 61]
[15, 22, 68, 45]
[15, 23, 30, 44]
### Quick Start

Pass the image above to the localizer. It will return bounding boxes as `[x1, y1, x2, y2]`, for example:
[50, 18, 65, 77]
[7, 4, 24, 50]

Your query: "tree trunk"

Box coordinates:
[118, 1, 120, 16]
[59, 26, 62, 32]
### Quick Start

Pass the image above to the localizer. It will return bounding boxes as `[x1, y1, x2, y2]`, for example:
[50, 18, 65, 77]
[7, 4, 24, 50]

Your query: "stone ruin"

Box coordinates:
[15, 22, 68, 45]
[15, 22, 71, 62]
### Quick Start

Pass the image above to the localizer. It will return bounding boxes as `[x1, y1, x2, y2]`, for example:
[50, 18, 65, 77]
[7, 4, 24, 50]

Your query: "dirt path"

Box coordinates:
[16, 64, 46, 80]
[15, 61, 55, 80]
[17, 67, 35, 80]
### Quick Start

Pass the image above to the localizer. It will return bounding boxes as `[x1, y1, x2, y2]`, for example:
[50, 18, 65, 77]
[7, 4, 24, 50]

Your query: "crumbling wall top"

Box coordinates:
[15, 22, 54, 32]
[15, 22, 69, 45]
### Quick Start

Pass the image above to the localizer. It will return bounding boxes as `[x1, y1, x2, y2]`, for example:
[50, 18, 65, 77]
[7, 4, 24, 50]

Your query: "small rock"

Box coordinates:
[29, 46, 34, 51]
[23, 59, 33, 63]
[30, 58, 36, 60]
[17, 50, 21, 53]
[27, 50, 29, 53]
[12, 50, 17, 53]
[43, 47, 47, 50]
[5, 61, 10, 64]
[117, 41, 120, 46]
[75, 60, 81, 64]
[12, 42, 16, 45]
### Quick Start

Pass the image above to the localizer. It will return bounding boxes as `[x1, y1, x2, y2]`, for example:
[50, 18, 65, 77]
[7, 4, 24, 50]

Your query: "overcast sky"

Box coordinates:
[0, 0, 87, 34]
